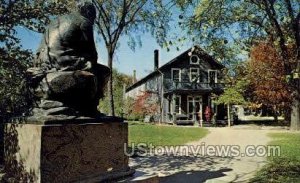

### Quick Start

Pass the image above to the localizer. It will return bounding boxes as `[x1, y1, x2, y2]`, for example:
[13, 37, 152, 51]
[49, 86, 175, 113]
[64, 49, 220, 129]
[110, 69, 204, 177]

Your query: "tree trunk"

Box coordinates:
[291, 89, 300, 130]
[290, 13, 300, 130]
[273, 106, 278, 123]
[108, 52, 115, 116]
[274, 114, 278, 123]
[227, 104, 231, 127]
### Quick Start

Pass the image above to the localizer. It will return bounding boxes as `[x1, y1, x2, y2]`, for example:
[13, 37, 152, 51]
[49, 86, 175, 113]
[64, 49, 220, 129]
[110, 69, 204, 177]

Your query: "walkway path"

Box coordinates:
[129, 126, 285, 182]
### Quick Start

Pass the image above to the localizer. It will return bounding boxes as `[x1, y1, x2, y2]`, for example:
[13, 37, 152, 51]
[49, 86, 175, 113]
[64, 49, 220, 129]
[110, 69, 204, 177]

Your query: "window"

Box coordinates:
[171, 68, 181, 82]
[190, 68, 199, 82]
[187, 96, 202, 120]
[190, 55, 200, 65]
[208, 70, 218, 83]
[174, 95, 181, 114]
[168, 98, 171, 113]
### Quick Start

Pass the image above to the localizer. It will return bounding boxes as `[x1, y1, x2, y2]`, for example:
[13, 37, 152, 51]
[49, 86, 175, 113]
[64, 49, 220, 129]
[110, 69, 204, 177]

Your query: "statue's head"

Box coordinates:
[77, 1, 96, 21]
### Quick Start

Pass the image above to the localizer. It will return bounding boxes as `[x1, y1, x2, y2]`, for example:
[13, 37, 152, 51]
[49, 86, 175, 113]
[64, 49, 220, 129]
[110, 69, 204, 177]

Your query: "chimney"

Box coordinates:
[154, 49, 159, 70]
[132, 70, 137, 84]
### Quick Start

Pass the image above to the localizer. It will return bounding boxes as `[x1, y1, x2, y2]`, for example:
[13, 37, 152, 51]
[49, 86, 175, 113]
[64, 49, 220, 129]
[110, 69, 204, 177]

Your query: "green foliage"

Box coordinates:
[251, 133, 300, 182]
[128, 121, 209, 146]
[214, 87, 247, 105]
[0, 0, 69, 52]
[98, 69, 133, 116]
[174, 0, 300, 126]
[214, 63, 249, 105]
[0, 54, 33, 118]
[94, 0, 172, 49]
[0, 0, 69, 119]
[93, 0, 172, 115]
[175, 0, 300, 70]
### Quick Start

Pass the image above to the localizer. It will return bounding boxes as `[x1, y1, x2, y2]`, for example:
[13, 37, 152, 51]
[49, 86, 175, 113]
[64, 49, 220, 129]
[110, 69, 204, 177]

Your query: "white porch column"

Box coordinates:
[227, 104, 231, 127]
[172, 94, 175, 121]
[200, 102, 203, 127]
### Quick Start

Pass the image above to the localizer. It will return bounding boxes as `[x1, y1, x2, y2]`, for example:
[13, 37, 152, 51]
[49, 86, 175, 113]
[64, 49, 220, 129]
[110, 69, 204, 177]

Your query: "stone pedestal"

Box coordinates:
[4, 119, 133, 182]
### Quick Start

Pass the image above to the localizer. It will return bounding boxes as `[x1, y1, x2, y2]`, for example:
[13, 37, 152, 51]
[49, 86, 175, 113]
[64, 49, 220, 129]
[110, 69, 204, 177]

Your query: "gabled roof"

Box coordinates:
[126, 45, 224, 92]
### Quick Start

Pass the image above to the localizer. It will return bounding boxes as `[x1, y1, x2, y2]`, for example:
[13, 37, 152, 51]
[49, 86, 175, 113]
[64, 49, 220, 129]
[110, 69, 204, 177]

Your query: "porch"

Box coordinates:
[163, 93, 226, 125]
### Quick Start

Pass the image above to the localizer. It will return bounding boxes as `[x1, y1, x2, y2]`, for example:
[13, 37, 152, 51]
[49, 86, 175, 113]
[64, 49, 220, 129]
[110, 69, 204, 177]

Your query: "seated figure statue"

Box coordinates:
[34, 1, 97, 71]
[27, 2, 110, 121]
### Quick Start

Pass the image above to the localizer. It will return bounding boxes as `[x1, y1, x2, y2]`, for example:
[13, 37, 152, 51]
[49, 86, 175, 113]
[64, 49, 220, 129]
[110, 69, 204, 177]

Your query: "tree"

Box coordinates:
[214, 66, 248, 127]
[98, 69, 133, 117]
[0, 0, 70, 63]
[0, 0, 71, 179]
[0, 0, 69, 119]
[130, 91, 160, 121]
[92, 0, 171, 116]
[177, 0, 300, 130]
[249, 42, 292, 121]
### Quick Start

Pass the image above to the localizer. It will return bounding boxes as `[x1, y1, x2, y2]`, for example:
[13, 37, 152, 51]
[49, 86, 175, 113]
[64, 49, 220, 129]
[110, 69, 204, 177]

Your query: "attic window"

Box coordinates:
[190, 55, 200, 65]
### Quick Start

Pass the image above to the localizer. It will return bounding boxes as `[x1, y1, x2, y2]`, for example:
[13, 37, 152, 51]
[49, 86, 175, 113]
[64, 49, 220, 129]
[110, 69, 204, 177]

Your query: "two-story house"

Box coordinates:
[125, 45, 226, 124]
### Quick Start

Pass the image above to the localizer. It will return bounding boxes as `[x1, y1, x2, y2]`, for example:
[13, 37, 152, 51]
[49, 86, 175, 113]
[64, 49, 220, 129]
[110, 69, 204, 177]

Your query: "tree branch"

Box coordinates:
[95, 21, 109, 46]
[263, 0, 290, 74]
[93, 0, 112, 42]
[111, 0, 128, 46]
[124, 0, 146, 27]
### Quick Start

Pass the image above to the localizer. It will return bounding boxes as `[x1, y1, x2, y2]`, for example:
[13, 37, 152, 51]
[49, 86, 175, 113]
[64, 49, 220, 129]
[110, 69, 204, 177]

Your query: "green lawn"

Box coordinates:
[128, 122, 209, 146]
[251, 132, 300, 182]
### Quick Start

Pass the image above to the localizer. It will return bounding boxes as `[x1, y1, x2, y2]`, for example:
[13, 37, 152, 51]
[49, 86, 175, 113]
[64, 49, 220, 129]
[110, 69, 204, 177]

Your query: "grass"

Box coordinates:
[251, 132, 300, 182]
[128, 121, 209, 146]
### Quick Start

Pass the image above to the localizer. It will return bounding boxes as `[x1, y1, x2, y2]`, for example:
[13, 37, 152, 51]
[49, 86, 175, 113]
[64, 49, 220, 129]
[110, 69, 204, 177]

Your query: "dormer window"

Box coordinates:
[190, 55, 200, 65]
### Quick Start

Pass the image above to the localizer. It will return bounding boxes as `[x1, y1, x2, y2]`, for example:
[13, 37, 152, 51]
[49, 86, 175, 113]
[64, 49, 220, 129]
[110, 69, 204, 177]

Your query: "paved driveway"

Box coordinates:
[129, 126, 285, 182]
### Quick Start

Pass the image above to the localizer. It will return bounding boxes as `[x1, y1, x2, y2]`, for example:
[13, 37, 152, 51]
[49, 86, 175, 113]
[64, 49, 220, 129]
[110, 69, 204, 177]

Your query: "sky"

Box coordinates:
[17, 26, 191, 80]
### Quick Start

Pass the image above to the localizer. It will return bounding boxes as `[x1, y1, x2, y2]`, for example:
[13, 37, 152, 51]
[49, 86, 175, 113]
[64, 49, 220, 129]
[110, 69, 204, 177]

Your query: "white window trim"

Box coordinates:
[171, 68, 181, 82]
[187, 96, 203, 120]
[190, 54, 200, 65]
[172, 95, 182, 114]
[187, 96, 202, 112]
[208, 69, 218, 83]
[190, 68, 200, 82]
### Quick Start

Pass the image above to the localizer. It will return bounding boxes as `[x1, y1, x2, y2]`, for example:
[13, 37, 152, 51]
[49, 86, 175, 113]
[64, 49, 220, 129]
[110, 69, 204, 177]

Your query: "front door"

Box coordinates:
[187, 96, 202, 121]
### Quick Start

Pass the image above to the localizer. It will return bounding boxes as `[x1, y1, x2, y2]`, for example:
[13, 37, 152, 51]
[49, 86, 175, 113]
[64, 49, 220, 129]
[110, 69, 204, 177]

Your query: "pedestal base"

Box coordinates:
[4, 120, 132, 182]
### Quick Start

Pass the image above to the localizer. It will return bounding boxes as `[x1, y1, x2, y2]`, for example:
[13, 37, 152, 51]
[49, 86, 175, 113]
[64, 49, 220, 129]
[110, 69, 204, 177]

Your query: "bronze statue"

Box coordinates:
[34, 1, 97, 71]
[27, 2, 110, 122]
